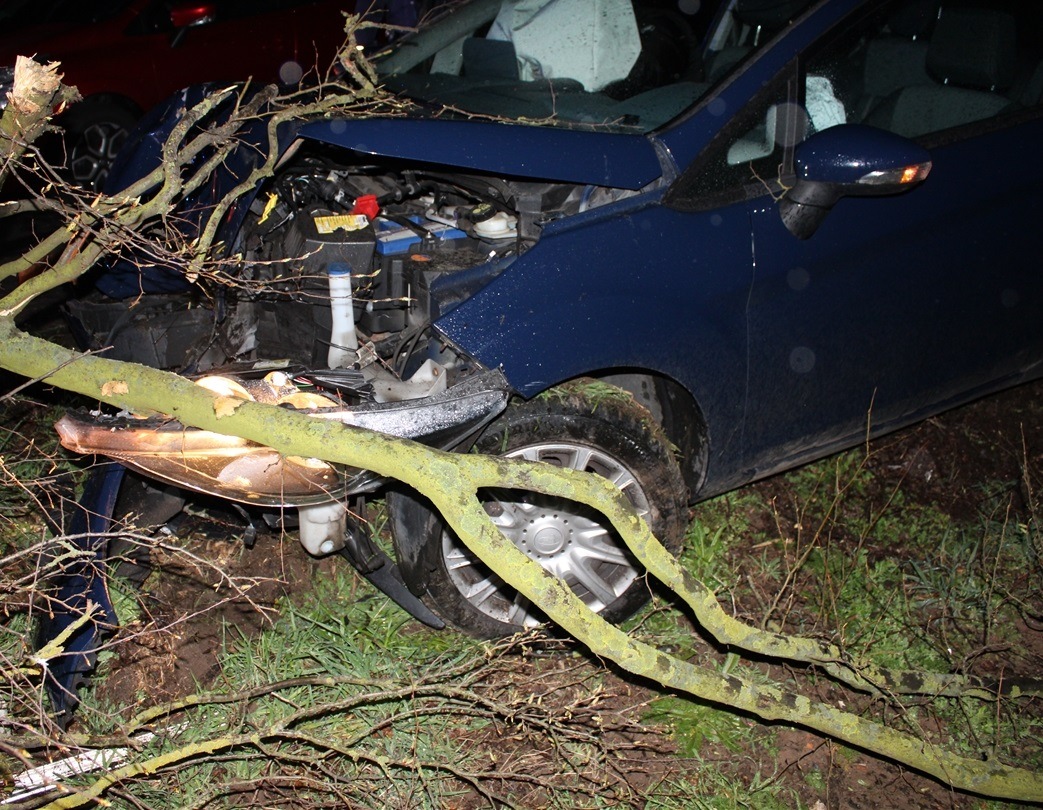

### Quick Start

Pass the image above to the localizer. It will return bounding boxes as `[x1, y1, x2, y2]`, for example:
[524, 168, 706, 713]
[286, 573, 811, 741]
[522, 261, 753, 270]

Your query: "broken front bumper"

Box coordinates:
[55, 369, 511, 509]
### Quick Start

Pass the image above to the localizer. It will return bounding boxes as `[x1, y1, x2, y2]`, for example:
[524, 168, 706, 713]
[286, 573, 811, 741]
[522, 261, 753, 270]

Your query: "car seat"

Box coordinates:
[855, 0, 937, 121]
[866, 7, 1016, 138]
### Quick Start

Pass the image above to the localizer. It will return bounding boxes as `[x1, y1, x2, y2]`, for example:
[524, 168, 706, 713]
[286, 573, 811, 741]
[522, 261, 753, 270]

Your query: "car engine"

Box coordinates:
[67, 141, 635, 410]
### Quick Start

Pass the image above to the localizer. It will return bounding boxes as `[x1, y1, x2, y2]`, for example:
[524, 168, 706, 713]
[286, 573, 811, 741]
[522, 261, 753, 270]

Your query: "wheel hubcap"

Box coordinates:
[443, 442, 651, 627]
[70, 122, 129, 188]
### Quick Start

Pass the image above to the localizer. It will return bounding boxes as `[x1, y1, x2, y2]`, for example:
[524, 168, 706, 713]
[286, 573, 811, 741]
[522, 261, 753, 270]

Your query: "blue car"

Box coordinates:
[60, 0, 1043, 640]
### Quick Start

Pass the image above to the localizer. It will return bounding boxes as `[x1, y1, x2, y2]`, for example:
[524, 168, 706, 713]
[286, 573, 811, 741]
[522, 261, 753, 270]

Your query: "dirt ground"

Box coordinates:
[78, 377, 1043, 808]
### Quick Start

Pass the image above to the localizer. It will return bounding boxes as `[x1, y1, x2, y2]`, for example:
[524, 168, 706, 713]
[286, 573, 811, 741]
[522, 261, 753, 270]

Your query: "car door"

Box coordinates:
[702, 0, 1043, 477]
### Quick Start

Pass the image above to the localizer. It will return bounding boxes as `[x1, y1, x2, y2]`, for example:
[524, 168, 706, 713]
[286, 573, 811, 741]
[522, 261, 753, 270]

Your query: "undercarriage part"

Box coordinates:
[337, 497, 445, 629]
[368, 358, 447, 402]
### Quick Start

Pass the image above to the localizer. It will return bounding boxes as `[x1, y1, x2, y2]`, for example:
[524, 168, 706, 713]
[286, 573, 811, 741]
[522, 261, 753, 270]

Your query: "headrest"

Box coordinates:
[928, 8, 1016, 90]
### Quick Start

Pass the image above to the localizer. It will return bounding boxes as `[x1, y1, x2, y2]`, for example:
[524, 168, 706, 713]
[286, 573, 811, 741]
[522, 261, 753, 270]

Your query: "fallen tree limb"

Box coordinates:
[0, 323, 1041, 802]
[0, 45, 1040, 804]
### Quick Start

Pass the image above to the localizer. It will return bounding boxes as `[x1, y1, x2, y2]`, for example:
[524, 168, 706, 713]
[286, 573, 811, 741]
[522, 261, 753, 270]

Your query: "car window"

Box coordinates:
[375, 0, 710, 133]
[701, 0, 815, 82]
[665, 0, 825, 210]
[810, 0, 1043, 139]
[725, 73, 845, 164]
[670, 0, 1043, 210]
[665, 65, 803, 210]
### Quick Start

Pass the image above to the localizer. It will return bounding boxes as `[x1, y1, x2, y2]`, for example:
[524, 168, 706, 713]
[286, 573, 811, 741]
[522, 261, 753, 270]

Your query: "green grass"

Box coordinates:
[69, 562, 488, 807]
[642, 767, 804, 809]
[66, 558, 671, 808]
[632, 435, 1042, 807]
[535, 378, 637, 412]
[644, 696, 752, 756]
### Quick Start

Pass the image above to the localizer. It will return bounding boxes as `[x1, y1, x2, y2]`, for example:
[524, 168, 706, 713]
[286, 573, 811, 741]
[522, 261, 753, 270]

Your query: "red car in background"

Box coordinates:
[0, 0, 369, 186]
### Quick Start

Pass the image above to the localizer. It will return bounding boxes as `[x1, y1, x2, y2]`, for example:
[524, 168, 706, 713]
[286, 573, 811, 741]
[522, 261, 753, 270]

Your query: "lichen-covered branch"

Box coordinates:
[0, 57, 78, 185]
[0, 323, 1041, 802]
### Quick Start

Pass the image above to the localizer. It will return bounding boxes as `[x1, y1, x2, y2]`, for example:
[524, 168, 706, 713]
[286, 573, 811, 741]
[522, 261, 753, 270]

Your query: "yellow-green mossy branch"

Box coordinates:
[1, 320, 1042, 803]
[0, 56, 79, 178]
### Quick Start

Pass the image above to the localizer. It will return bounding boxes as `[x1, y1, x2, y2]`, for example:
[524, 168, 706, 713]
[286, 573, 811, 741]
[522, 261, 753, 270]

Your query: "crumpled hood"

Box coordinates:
[297, 117, 664, 190]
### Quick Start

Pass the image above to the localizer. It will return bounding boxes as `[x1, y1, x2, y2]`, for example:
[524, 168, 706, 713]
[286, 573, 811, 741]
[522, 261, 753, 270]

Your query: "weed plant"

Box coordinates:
[640, 430, 1043, 807]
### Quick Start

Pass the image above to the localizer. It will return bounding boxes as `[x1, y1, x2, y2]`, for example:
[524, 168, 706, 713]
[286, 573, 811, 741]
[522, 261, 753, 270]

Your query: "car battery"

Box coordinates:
[272, 208, 377, 359]
[362, 217, 468, 333]
[374, 216, 469, 256]
[280, 208, 376, 297]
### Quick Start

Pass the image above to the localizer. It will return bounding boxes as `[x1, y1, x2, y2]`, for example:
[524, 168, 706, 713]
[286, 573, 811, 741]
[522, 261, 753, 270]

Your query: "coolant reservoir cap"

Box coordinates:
[474, 211, 518, 240]
[470, 202, 496, 223]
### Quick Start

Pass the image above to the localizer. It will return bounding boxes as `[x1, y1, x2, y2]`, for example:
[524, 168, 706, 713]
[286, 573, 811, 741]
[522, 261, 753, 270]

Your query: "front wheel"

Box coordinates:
[389, 381, 689, 638]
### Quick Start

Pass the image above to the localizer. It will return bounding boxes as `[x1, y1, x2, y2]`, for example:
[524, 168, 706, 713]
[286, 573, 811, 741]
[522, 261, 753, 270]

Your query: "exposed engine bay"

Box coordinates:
[228, 145, 634, 400]
[71, 139, 640, 399]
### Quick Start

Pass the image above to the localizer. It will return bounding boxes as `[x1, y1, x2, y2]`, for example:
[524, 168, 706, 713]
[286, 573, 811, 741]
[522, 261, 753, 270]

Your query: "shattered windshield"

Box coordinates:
[374, 0, 716, 133]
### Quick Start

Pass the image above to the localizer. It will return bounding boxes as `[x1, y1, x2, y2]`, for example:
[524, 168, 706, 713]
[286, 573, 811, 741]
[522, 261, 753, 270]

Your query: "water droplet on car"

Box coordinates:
[788, 267, 810, 291]
[279, 60, 304, 85]
[789, 346, 816, 374]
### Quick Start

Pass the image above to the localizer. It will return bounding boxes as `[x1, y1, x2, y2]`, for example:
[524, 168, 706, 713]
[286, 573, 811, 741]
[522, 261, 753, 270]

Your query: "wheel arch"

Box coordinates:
[386, 369, 706, 604]
[388, 374, 691, 635]
[581, 369, 708, 501]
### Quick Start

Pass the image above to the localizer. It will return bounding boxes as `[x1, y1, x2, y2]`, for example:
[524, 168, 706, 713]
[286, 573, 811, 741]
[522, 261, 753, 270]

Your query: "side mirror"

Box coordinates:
[170, 1, 217, 47]
[780, 124, 931, 239]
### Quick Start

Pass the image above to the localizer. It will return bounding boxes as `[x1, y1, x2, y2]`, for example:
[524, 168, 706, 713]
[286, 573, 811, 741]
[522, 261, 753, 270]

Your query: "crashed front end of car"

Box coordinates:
[49, 102, 664, 700]
[61, 110, 664, 561]
[45, 0, 702, 720]
[55, 368, 511, 556]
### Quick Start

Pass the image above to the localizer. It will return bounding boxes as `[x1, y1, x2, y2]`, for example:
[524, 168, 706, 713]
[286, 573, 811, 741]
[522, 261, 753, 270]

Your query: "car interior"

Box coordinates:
[717, 0, 1042, 167]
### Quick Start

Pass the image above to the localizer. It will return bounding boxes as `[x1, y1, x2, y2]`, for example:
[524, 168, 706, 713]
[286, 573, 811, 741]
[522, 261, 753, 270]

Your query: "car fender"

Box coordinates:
[433, 193, 758, 488]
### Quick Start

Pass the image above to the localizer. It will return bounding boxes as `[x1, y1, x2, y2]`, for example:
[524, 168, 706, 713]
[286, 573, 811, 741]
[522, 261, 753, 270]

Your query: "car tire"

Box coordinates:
[61, 99, 141, 189]
[389, 380, 689, 638]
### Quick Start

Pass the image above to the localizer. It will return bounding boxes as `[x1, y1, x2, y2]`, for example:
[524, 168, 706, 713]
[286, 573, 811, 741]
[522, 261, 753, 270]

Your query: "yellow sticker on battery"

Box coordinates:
[314, 214, 369, 234]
